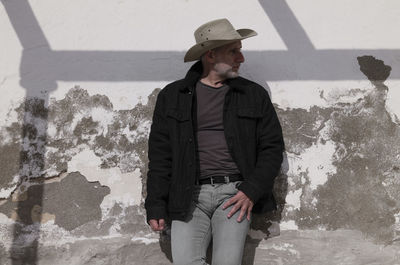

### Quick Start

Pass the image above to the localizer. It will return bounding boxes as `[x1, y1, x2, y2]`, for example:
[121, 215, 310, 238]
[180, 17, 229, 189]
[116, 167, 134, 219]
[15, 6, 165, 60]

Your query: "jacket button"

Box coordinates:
[188, 138, 193, 143]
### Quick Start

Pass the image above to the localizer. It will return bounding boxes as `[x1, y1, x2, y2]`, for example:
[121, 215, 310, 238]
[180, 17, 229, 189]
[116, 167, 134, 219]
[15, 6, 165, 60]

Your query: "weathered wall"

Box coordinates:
[1, 0, 400, 264]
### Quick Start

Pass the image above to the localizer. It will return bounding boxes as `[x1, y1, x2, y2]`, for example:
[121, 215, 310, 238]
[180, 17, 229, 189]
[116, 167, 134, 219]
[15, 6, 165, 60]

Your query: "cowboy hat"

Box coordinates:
[184, 18, 257, 62]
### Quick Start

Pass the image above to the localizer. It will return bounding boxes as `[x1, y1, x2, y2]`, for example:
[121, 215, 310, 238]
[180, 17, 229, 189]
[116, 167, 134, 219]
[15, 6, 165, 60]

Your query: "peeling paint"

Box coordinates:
[67, 149, 143, 210]
[270, 80, 375, 111]
[312, 56, 399, 243]
[0, 85, 157, 210]
[274, 56, 400, 243]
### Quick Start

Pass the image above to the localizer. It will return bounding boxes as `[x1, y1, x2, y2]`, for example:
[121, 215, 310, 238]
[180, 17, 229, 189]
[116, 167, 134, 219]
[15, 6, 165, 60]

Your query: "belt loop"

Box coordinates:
[224, 176, 229, 183]
[210, 177, 214, 185]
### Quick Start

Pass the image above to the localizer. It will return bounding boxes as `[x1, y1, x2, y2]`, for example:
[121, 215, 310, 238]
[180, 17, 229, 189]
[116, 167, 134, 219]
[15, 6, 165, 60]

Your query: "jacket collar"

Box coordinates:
[180, 61, 245, 93]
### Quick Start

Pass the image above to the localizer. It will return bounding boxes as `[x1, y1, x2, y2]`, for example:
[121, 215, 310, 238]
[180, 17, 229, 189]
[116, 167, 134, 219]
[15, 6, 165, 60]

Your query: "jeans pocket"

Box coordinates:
[233, 181, 242, 190]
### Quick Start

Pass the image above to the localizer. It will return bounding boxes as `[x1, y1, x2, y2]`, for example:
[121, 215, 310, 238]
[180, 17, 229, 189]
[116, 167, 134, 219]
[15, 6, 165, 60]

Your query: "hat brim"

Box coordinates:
[184, 28, 257, 62]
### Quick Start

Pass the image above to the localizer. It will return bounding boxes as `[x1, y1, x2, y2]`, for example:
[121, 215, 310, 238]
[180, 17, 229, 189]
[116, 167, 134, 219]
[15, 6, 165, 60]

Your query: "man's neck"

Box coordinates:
[200, 72, 226, 88]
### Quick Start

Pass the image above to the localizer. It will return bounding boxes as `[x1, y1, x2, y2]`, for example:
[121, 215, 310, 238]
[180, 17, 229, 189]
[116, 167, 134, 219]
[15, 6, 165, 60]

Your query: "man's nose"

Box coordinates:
[236, 52, 245, 63]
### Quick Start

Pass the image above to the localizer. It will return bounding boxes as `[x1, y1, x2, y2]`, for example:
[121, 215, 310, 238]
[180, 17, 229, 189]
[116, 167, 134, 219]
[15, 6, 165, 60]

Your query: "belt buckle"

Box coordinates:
[224, 175, 229, 184]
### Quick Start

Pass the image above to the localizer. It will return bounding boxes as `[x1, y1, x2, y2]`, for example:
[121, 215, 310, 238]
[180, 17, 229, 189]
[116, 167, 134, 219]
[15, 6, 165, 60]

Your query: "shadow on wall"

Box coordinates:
[1, 0, 399, 264]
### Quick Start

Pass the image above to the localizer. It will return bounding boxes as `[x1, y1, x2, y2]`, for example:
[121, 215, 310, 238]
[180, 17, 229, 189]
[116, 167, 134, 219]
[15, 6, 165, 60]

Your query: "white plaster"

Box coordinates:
[394, 212, 400, 234]
[269, 80, 375, 111]
[68, 111, 84, 134]
[0, 213, 14, 225]
[28, 0, 286, 51]
[0, 98, 23, 129]
[285, 189, 302, 211]
[46, 122, 58, 139]
[89, 107, 115, 135]
[287, 0, 400, 49]
[0, 5, 25, 123]
[385, 80, 400, 125]
[0, 182, 18, 199]
[125, 120, 151, 142]
[258, 242, 299, 256]
[131, 236, 159, 245]
[287, 175, 295, 187]
[67, 149, 143, 212]
[279, 220, 298, 230]
[288, 140, 337, 190]
[37, 220, 131, 248]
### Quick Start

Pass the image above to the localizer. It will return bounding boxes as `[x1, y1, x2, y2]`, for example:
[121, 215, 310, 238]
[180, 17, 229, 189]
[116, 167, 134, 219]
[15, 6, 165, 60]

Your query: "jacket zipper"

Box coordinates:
[188, 86, 199, 185]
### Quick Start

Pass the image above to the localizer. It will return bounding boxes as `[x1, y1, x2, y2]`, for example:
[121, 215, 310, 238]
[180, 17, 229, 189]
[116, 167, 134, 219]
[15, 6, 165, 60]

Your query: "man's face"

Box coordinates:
[212, 40, 245, 79]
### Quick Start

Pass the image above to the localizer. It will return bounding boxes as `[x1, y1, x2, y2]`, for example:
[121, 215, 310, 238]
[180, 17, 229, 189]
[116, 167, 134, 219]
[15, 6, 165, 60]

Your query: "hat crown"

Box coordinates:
[194, 18, 241, 44]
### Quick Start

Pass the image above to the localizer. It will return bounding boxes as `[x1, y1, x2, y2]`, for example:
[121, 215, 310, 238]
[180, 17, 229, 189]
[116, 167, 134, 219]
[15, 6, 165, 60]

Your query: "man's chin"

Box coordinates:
[226, 70, 239, 79]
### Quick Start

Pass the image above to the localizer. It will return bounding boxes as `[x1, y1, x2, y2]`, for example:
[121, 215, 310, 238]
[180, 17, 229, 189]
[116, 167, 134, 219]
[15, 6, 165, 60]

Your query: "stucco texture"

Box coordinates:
[1, 0, 400, 264]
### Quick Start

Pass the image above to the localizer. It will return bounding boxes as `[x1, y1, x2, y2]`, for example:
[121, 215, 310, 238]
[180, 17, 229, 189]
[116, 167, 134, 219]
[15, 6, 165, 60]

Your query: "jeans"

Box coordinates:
[171, 181, 251, 265]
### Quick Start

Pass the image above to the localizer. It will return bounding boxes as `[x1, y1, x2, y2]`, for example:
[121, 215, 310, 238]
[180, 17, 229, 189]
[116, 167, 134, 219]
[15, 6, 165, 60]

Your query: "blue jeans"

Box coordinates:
[171, 181, 251, 265]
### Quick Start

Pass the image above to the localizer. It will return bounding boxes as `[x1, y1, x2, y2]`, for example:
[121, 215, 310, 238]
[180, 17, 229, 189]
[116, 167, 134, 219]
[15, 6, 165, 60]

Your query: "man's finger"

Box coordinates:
[247, 204, 253, 221]
[149, 219, 158, 231]
[223, 196, 237, 210]
[237, 207, 247, 222]
[149, 219, 165, 231]
[227, 203, 241, 218]
[159, 219, 165, 230]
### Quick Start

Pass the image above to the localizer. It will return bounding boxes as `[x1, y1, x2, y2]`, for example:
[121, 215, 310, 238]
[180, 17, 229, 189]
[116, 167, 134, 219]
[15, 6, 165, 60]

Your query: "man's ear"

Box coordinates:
[204, 50, 215, 63]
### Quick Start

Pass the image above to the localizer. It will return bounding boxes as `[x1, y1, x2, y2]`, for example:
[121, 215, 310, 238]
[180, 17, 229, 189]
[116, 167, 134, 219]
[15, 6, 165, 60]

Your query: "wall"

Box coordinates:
[1, 0, 400, 264]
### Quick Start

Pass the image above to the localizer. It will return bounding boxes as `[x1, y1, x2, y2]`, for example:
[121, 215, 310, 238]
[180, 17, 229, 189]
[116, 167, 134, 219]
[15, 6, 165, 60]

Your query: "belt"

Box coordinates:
[198, 174, 243, 185]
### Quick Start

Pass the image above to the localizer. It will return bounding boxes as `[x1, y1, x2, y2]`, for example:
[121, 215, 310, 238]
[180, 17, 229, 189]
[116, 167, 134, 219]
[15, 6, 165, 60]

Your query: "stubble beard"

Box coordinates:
[214, 63, 239, 79]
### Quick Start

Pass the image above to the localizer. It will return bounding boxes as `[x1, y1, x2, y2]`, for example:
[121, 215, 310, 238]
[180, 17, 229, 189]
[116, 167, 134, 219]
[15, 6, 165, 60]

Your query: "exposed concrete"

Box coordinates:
[277, 106, 334, 155]
[271, 56, 400, 244]
[1, 230, 399, 265]
[315, 56, 399, 243]
[0, 97, 48, 199]
[0, 172, 110, 230]
[0, 85, 156, 201]
[70, 205, 149, 238]
[0, 142, 20, 192]
[248, 230, 400, 265]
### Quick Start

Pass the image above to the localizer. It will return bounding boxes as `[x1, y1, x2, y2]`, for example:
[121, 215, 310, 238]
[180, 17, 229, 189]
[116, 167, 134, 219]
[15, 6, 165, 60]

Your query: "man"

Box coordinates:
[145, 18, 284, 265]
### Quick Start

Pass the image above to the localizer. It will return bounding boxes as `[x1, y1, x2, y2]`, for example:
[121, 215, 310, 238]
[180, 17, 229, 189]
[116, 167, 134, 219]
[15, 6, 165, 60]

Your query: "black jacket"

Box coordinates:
[145, 61, 284, 222]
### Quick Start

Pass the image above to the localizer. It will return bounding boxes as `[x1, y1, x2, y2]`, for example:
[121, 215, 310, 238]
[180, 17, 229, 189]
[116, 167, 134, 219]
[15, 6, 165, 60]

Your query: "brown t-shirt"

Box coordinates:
[196, 81, 240, 179]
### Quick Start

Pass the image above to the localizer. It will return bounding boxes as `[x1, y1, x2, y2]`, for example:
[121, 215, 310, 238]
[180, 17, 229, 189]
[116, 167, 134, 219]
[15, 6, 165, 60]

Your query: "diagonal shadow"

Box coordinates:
[1, 0, 400, 264]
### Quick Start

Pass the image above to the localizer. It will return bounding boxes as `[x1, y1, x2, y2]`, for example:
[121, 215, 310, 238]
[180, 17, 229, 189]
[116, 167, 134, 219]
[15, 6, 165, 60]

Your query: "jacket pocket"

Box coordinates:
[237, 108, 263, 118]
[237, 108, 263, 138]
[167, 108, 191, 141]
[167, 109, 190, 121]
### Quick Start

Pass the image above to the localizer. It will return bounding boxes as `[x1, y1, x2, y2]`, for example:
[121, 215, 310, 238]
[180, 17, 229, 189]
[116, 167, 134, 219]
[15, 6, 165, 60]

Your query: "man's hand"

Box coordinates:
[149, 219, 165, 231]
[222, 191, 253, 222]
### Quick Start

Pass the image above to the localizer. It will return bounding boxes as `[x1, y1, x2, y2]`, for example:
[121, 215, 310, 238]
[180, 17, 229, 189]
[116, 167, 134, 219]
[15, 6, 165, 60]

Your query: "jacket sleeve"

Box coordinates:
[144, 89, 172, 223]
[238, 89, 284, 204]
